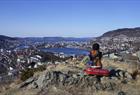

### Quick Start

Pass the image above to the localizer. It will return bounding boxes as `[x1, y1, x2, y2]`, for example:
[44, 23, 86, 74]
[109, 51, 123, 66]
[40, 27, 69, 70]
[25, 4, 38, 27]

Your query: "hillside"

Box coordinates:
[101, 27, 140, 37]
[1, 59, 140, 95]
[23, 37, 92, 42]
[93, 27, 140, 52]
[0, 35, 18, 49]
[0, 35, 17, 41]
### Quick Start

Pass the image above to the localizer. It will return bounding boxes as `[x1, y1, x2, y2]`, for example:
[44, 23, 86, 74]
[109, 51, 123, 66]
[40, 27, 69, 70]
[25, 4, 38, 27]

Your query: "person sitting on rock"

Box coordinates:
[88, 43, 102, 69]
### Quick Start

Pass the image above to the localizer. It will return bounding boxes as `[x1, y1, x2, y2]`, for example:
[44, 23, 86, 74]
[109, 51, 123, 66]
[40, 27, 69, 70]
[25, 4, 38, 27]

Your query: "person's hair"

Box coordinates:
[92, 43, 100, 50]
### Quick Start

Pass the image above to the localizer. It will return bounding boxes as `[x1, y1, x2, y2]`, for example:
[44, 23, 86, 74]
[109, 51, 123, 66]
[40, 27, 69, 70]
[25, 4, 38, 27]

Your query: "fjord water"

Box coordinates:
[41, 48, 89, 55]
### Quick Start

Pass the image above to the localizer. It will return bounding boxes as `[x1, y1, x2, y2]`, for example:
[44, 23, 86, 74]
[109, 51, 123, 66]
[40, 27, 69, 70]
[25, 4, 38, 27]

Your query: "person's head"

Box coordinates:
[92, 43, 100, 50]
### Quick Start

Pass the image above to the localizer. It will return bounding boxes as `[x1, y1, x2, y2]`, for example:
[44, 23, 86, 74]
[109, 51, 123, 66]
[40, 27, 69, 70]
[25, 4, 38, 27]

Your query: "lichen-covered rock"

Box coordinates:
[19, 70, 119, 92]
[125, 72, 133, 80]
[19, 77, 35, 88]
[16, 64, 137, 95]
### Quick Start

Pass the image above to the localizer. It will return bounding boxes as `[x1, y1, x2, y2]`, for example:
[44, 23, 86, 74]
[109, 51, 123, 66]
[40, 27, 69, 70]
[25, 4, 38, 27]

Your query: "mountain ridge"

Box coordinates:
[100, 27, 140, 37]
[0, 35, 17, 41]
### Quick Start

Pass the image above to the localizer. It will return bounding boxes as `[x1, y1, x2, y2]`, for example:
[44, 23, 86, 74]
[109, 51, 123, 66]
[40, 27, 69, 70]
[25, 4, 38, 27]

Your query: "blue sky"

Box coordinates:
[0, 0, 140, 37]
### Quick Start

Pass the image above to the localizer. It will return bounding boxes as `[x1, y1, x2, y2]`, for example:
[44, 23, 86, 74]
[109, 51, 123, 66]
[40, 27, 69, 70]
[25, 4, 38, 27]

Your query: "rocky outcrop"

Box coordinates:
[19, 70, 117, 91]
[2, 61, 140, 95]
[17, 64, 135, 95]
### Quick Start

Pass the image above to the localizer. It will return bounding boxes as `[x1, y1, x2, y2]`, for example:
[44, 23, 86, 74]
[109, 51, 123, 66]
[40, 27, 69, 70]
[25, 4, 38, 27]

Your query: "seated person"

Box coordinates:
[88, 43, 102, 69]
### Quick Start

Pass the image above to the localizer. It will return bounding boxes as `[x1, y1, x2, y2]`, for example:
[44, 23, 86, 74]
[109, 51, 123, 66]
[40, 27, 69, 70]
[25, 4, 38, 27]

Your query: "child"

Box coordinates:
[89, 43, 102, 69]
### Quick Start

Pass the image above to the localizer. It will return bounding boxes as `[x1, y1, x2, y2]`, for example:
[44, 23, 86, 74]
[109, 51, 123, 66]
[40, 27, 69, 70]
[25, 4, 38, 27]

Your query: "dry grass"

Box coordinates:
[38, 85, 118, 95]
[121, 78, 140, 95]
[0, 89, 40, 95]
[103, 58, 140, 74]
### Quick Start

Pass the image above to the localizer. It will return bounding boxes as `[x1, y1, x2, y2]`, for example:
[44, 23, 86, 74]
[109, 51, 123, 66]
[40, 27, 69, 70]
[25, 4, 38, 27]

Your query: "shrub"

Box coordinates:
[20, 65, 46, 81]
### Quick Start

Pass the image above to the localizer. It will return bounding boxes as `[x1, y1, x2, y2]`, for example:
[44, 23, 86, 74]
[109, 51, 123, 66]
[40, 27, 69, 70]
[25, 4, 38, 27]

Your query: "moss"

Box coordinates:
[20, 65, 46, 81]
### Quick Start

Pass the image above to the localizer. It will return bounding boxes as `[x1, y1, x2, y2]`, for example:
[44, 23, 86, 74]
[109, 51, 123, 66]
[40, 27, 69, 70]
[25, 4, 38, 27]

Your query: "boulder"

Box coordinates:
[16, 65, 136, 94]
[19, 77, 35, 88]
[25, 70, 117, 91]
[125, 72, 133, 80]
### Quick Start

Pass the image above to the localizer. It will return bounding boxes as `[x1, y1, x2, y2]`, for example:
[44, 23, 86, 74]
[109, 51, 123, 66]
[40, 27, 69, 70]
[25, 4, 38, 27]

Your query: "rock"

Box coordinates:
[19, 77, 35, 88]
[72, 74, 78, 78]
[35, 73, 46, 88]
[125, 72, 133, 80]
[59, 73, 67, 82]
[114, 69, 125, 79]
[118, 91, 126, 95]
[101, 76, 109, 82]
[121, 80, 128, 84]
[103, 82, 116, 91]
[94, 82, 103, 90]
[67, 77, 75, 85]
[27, 82, 38, 89]
[118, 71, 125, 78]
[17, 68, 120, 92]
[110, 77, 119, 81]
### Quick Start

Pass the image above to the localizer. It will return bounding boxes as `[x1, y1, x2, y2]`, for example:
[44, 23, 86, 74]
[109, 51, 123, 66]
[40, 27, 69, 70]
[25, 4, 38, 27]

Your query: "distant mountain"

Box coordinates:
[0, 35, 17, 41]
[93, 27, 140, 51]
[100, 27, 140, 37]
[0, 35, 93, 49]
[23, 37, 92, 42]
[44, 37, 92, 42]
[0, 35, 18, 49]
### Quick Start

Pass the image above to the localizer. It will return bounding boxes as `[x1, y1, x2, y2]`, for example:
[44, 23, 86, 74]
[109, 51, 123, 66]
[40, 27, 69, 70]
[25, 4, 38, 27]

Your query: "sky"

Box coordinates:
[0, 0, 140, 37]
